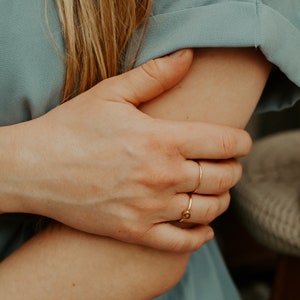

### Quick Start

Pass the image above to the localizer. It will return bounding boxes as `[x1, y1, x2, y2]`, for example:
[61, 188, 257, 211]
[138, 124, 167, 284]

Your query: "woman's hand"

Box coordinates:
[0, 49, 251, 252]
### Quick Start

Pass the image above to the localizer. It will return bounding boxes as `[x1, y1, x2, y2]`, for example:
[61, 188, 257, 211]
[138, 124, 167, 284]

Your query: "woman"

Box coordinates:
[0, 0, 299, 299]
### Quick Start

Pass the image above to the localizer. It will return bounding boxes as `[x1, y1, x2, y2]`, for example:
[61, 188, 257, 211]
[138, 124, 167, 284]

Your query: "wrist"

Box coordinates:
[0, 121, 42, 214]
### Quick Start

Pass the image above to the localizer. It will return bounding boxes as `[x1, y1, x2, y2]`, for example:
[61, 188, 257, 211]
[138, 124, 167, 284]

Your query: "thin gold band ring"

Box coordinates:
[178, 194, 193, 222]
[194, 161, 203, 193]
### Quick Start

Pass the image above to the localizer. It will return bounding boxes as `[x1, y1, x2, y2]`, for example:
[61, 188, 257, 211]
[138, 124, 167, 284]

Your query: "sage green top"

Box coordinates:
[1, 1, 300, 299]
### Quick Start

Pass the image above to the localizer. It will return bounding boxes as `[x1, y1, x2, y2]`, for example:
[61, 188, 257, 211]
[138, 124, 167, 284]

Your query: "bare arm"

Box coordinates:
[0, 48, 271, 299]
[140, 47, 271, 127]
[0, 50, 250, 251]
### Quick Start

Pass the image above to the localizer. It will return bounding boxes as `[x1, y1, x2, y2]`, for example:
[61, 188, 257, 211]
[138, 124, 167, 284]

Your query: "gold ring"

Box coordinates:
[178, 194, 193, 222]
[194, 161, 203, 193]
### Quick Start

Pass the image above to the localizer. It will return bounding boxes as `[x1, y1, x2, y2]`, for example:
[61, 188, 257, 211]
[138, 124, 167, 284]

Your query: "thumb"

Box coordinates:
[97, 49, 194, 106]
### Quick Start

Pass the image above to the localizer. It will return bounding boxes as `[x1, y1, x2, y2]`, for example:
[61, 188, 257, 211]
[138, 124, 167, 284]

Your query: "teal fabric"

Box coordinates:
[156, 240, 240, 300]
[0, 0, 64, 126]
[135, 0, 300, 113]
[1, 0, 300, 299]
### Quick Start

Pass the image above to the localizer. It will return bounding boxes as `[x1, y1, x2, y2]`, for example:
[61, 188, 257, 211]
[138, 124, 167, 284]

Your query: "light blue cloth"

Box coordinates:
[156, 240, 240, 300]
[136, 0, 300, 114]
[1, 0, 300, 299]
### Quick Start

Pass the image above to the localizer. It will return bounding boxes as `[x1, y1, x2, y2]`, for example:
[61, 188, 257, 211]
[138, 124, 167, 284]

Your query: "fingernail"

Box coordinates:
[169, 49, 187, 58]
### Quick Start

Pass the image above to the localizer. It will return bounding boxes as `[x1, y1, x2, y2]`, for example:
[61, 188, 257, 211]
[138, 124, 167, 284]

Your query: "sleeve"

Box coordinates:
[135, 0, 300, 113]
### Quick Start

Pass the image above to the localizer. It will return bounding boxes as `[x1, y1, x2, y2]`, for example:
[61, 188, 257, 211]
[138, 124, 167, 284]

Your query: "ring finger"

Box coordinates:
[167, 192, 230, 225]
[192, 159, 242, 195]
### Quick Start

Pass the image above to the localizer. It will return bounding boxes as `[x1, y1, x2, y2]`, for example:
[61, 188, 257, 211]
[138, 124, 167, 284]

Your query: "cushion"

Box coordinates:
[232, 129, 300, 257]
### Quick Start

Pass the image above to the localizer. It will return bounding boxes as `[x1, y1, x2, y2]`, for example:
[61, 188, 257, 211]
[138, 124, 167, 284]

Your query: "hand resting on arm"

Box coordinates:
[0, 48, 270, 299]
[0, 50, 250, 252]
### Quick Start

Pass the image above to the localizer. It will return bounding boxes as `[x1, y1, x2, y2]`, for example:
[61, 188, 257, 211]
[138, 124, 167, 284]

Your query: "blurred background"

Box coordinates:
[214, 100, 300, 300]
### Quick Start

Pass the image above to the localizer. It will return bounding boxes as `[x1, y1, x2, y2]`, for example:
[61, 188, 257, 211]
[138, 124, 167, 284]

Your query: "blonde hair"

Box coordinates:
[55, 0, 152, 102]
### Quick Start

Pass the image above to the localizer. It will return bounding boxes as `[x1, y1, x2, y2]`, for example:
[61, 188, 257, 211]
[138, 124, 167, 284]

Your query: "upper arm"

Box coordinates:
[139, 47, 272, 129]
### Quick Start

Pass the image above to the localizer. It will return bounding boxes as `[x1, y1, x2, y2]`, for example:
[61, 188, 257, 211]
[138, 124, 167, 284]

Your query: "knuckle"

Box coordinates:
[154, 170, 178, 189]
[204, 201, 220, 223]
[135, 129, 181, 190]
[143, 123, 180, 159]
[139, 165, 178, 190]
[220, 130, 236, 157]
[143, 165, 179, 192]
[218, 171, 234, 192]
[143, 127, 165, 151]
[140, 60, 166, 92]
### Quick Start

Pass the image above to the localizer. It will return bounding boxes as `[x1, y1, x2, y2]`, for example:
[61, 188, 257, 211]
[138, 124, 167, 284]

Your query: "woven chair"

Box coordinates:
[232, 129, 300, 300]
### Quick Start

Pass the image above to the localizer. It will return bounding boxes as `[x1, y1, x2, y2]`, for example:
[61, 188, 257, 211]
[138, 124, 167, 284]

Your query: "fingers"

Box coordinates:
[167, 192, 230, 225]
[139, 223, 214, 252]
[176, 158, 242, 194]
[124, 191, 227, 252]
[193, 159, 242, 194]
[164, 121, 252, 159]
[96, 49, 194, 106]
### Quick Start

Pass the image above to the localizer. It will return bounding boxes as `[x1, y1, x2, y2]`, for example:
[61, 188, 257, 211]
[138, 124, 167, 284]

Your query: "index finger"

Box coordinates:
[163, 120, 252, 159]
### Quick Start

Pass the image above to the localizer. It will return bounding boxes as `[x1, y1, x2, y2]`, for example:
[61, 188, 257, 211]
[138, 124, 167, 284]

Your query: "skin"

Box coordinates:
[0, 50, 250, 251]
[141, 47, 271, 128]
[0, 48, 271, 299]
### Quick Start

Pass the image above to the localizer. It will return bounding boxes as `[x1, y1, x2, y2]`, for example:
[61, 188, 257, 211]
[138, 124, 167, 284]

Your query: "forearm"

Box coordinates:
[0, 47, 271, 299]
[0, 223, 188, 300]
